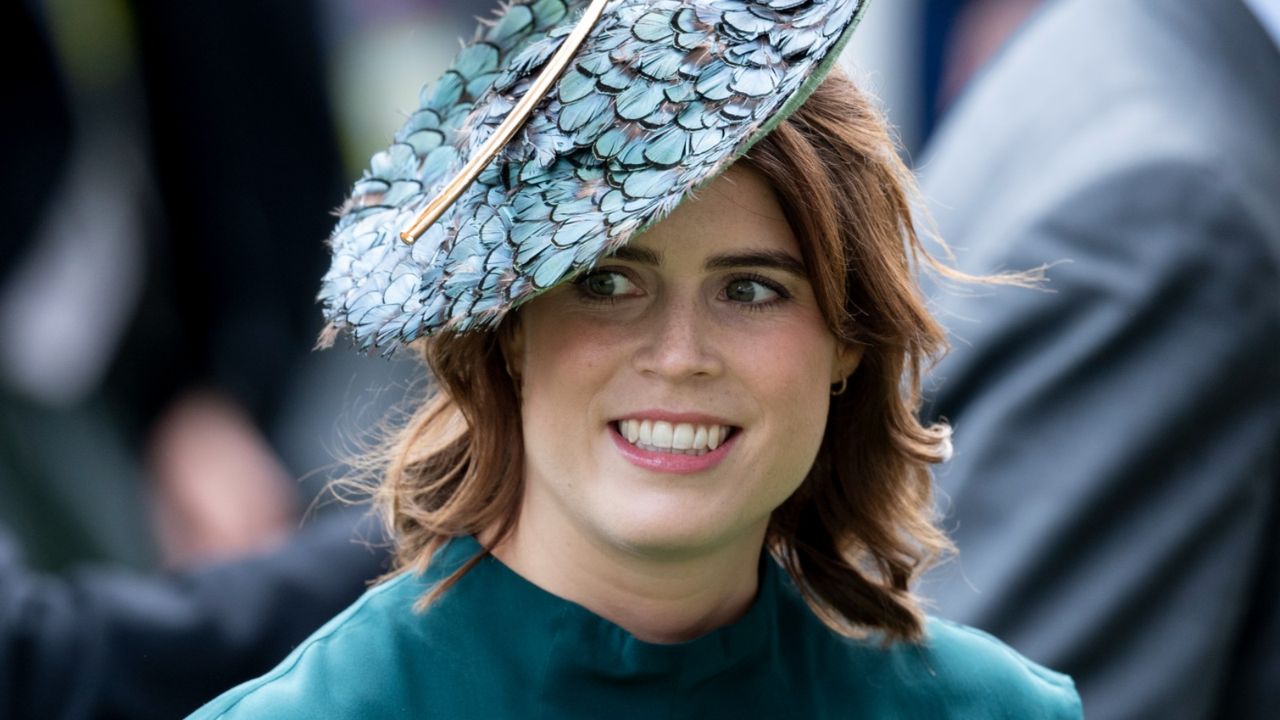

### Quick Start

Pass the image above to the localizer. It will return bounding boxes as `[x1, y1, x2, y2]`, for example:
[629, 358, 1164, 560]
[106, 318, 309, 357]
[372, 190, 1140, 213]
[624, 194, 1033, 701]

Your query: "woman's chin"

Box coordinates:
[585, 501, 754, 561]
[572, 456, 768, 559]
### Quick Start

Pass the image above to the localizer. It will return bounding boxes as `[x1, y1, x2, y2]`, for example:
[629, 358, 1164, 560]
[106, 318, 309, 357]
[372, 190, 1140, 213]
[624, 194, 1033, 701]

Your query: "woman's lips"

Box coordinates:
[608, 422, 739, 474]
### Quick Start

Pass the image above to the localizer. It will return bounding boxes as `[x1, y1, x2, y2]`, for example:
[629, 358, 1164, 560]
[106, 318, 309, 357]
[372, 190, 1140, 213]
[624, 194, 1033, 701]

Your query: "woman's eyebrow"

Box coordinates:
[606, 246, 662, 265]
[603, 247, 806, 278]
[705, 250, 806, 277]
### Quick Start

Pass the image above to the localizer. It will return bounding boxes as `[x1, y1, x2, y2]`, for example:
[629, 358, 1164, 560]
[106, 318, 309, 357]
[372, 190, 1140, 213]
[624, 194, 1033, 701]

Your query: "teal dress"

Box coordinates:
[189, 536, 1081, 718]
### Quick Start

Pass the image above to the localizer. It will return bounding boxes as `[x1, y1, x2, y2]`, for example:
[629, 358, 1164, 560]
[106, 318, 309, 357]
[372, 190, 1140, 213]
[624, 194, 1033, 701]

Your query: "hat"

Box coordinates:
[319, 0, 870, 353]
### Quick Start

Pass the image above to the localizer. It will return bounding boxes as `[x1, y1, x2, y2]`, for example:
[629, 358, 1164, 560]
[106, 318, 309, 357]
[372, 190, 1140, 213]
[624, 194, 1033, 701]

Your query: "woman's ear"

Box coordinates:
[832, 342, 865, 385]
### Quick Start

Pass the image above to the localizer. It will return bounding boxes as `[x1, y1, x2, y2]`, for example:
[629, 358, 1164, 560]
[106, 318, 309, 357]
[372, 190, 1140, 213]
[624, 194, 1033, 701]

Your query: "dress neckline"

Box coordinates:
[430, 534, 782, 682]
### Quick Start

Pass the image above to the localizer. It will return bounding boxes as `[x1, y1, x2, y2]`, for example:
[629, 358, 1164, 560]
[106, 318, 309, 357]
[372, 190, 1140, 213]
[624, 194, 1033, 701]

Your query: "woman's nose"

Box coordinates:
[631, 296, 724, 381]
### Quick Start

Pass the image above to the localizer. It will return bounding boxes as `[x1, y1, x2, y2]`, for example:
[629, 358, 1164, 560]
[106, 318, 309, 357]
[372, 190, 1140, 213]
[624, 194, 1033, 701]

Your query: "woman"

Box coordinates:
[192, 0, 1081, 716]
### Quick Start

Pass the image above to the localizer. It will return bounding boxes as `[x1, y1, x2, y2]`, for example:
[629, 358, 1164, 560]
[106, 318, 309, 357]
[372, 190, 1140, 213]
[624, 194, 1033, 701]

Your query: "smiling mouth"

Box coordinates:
[612, 419, 739, 456]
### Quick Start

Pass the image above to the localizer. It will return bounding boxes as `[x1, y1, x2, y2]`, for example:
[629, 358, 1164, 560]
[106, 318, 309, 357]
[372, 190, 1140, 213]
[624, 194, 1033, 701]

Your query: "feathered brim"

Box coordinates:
[319, 0, 869, 353]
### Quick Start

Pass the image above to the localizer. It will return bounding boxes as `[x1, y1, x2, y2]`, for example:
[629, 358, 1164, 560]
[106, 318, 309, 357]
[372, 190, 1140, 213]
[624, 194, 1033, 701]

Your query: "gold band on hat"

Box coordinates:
[400, 0, 612, 244]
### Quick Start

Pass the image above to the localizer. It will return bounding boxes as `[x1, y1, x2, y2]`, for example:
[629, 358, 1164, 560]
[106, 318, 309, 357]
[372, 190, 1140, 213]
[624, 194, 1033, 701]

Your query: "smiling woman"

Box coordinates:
[501, 163, 860, 642]
[189, 0, 1081, 717]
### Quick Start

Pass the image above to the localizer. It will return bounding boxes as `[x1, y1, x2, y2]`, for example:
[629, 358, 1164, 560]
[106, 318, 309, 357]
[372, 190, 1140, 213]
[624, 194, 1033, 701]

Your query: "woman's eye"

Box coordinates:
[724, 278, 781, 304]
[579, 270, 635, 298]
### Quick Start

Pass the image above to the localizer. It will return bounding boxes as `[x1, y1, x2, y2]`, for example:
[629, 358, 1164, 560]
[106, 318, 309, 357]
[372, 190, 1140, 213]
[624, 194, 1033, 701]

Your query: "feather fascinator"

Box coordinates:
[319, 0, 870, 353]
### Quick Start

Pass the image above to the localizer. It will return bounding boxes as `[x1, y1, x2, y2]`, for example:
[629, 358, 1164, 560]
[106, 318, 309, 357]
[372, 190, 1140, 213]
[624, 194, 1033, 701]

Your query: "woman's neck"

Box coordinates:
[489, 502, 767, 644]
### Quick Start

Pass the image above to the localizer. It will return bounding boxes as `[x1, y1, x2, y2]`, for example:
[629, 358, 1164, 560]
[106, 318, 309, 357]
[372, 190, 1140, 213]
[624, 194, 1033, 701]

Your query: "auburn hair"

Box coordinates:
[355, 67, 962, 643]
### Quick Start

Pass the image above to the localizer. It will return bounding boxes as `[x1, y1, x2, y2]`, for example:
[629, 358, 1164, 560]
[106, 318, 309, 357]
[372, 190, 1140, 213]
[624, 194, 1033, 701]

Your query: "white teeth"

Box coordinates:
[692, 425, 708, 450]
[616, 419, 734, 455]
[672, 423, 694, 450]
[652, 421, 673, 448]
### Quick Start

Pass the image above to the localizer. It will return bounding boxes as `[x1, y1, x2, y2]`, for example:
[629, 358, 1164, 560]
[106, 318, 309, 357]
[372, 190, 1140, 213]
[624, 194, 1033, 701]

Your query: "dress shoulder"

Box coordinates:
[186, 573, 427, 719]
[905, 616, 1083, 719]
[769, 562, 1081, 718]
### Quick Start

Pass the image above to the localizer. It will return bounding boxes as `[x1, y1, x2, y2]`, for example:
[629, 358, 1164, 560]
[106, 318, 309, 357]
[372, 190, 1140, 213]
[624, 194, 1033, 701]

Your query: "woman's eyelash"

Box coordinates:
[733, 273, 792, 298]
[724, 273, 793, 309]
[572, 269, 630, 305]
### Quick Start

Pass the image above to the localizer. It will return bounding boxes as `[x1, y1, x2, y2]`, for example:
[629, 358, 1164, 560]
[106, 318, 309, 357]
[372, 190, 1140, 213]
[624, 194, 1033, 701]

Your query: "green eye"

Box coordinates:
[725, 279, 780, 304]
[579, 270, 633, 298]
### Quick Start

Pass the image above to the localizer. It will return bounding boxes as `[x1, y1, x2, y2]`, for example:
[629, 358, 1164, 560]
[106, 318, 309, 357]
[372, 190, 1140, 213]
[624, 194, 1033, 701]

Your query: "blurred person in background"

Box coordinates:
[1, 0, 344, 571]
[1, 511, 387, 719]
[916, 0, 1280, 718]
[928, 0, 1042, 121]
[0, 0, 435, 716]
[911, 0, 1045, 146]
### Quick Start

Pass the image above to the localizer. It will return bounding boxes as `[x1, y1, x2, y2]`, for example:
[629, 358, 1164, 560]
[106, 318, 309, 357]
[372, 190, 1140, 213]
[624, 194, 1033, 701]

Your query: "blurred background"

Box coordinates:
[6, 2, 1277, 718]
[4, 0, 1013, 574]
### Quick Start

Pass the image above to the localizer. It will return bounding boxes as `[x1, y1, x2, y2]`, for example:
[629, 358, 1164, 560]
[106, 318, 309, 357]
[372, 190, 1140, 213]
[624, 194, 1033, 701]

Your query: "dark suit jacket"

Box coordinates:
[916, 1, 1280, 719]
[0, 510, 387, 720]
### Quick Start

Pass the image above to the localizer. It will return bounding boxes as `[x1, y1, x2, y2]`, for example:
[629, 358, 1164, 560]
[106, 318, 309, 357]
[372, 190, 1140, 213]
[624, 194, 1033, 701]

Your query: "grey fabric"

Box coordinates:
[1243, 0, 1280, 47]
[915, 1, 1280, 719]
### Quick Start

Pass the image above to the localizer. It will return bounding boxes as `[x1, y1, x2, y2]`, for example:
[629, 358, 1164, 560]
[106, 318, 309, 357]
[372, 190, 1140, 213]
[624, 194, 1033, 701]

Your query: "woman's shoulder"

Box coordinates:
[902, 616, 1083, 718]
[764, 561, 1082, 718]
[186, 572, 431, 719]
[777, 591, 1081, 718]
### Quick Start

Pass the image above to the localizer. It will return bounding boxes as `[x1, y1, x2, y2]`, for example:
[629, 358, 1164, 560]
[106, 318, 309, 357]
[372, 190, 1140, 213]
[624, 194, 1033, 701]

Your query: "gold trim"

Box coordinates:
[400, 0, 612, 244]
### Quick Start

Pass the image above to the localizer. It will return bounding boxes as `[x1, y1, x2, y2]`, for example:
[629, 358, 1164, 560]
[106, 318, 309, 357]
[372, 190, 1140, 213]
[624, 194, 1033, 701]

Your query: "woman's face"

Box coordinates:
[507, 164, 860, 558]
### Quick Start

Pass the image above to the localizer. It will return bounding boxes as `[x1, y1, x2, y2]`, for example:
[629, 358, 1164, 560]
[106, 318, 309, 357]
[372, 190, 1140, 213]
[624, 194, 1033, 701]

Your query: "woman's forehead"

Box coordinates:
[625, 165, 799, 264]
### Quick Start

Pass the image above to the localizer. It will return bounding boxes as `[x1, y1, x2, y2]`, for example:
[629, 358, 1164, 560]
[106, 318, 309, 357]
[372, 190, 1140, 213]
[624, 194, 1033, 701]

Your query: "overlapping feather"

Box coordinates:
[320, 0, 867, 353]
